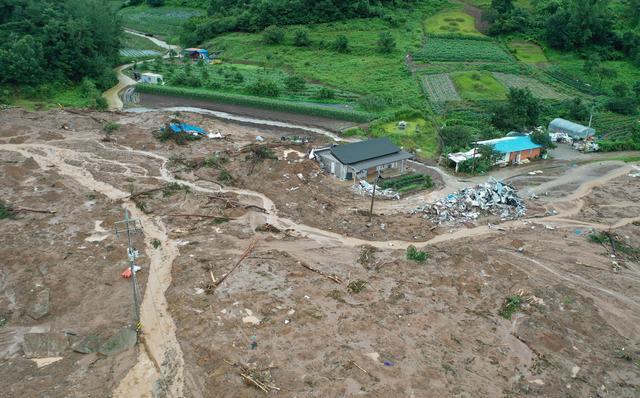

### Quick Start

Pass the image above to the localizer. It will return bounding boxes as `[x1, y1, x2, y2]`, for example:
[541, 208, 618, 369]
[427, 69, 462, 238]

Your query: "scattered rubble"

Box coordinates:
[27, 287, 50, 320]
[413, 178, 526, 224]
[98, 328, 137, 356]
[572, 140, 599, 153]
[23, 333, 69, 358]
[351, 180, 399, 200]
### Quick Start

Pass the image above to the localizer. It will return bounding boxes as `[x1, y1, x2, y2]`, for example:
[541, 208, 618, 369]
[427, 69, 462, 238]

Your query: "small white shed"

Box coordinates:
[140, 72, 165, 85]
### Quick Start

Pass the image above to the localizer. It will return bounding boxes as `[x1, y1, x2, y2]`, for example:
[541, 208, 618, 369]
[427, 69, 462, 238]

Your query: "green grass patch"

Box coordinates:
[0, 201, 13, 219]
[498, 295, 524, 319]
[491, 72, 568, 99]
[137, 84, 375, 122]
[451, 71, 507, 101]
[545, 50, 640, 93]
[424, 10, 483, 37]
[121, 32, 164, 51]
[508, 40, 547, 64]
[406, 245, 429, 263]
[118, 5, 204, 42]
[414, 37, 512, 63]
[380, 173, 433, 193]
[591, 112, 640, 140]
[371, 117, 439, 158]
[206, 17, 426, 111]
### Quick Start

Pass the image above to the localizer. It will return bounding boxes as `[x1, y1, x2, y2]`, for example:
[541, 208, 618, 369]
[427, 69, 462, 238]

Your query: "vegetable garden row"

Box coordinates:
[136, 84, 376, 122]
[413, 37, 513, 63]
[421, 73, 461, 102]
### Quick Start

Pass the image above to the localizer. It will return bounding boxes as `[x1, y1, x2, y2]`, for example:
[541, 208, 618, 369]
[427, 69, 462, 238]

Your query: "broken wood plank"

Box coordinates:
[298, 262, 343, 284]
[215, 239, 258, 289]
[10, 207, 56, 214]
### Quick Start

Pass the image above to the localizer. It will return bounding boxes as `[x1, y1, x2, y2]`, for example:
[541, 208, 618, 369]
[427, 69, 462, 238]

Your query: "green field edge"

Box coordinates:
[136, 84, 376, 123]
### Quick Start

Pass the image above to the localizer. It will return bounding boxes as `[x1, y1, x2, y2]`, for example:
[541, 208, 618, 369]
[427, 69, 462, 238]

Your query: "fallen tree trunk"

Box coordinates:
[10, 206, 56, 214]
[215, 239, 258, 289]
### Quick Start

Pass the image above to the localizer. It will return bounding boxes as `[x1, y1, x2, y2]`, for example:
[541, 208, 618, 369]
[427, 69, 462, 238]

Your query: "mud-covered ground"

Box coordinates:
[0, 107, 638, 397]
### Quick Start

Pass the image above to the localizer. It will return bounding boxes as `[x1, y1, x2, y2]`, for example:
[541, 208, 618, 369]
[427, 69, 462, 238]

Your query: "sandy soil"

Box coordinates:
[1, 107, 639, 397]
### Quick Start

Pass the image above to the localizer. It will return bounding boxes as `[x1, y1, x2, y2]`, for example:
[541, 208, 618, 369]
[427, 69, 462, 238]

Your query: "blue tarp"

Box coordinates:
[490, 136, 542, 154]
[169, 123, 206, 135]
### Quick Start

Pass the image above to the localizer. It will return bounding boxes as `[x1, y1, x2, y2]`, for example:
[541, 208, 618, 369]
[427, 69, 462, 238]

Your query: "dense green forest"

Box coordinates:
[180, 0, 424, 45]
[0, 0, 121, 107]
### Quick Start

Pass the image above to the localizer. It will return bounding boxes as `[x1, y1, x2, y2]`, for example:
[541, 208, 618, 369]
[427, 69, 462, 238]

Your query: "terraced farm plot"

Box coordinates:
[424, 10, 482, 36]
[508, 40, 548, 64]
[422, 73, 461, 102]
[451, 71, 507, 101]
[118, 6, 204, 39]
[414, 37, 512, 63]
[492, 72, 569, 99]
[592, 113, 640, 140]
[120, 49, 162, 58]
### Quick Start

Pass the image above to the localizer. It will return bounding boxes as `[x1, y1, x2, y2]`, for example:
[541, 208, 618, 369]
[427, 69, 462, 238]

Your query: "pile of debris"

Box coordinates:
[352, 180, 399, 200]
[413, 177, 526, 224]
[572, 140, 599, 153]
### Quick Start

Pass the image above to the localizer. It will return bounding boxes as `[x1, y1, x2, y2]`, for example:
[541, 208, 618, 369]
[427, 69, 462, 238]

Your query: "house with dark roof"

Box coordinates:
[313, 138, 413, 180]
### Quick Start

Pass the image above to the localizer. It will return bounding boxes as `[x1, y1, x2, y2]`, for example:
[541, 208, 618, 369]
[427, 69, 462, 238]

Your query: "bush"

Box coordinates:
[498, 295, 523, 319]
[377, 31, 396, 53]
[332, 35, 349, 53]
[94, 96, 108, 111]
[284, 75, 306, 92]
[316, 87, 335, 99]
[606, 97, 638, 115]
[293, 28, 311, 47]
[248, 79, 280, 97]
[0, 201, 13, 219]
[103, 122, 120, 133]
[263, 25, 285, 44]
[358, 95, 387, 111]
[406, 245, 429, 263]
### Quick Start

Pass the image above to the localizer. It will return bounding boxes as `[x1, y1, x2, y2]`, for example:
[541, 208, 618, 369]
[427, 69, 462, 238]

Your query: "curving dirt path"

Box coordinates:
[103, 63, 137, 111]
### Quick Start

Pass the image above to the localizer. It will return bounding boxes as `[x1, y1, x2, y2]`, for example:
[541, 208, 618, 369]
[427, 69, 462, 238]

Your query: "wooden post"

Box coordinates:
[369, 171, 380, 224]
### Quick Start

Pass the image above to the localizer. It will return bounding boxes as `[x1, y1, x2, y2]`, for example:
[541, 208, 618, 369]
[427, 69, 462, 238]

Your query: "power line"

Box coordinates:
[114, 209, 143, 331]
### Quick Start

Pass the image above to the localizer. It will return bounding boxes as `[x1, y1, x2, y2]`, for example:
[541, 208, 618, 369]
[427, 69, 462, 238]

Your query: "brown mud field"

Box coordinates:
[137, 92, 358, 132]
[1, 107, 639, 397]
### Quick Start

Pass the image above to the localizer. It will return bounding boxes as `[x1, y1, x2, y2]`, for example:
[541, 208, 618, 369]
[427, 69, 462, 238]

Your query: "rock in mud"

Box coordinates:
[72, 334, 102, 354]
[23, 333, 69, 358]
[98, 328, 137, 356]
[27, 287, 50, 320]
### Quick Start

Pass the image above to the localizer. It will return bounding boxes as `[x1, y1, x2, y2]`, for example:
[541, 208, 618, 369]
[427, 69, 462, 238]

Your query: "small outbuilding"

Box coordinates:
[548, 118, 595, 139]
[184, 48, 209, 60]
[478, 135, 543, 165]
[314, 138, 413, 181]
[140, 72, 164, 85]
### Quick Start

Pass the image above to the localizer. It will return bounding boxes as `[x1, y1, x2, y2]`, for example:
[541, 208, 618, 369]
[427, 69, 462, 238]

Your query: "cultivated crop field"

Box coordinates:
[424, 10, 482, 36]
[592, 113, 640, 140]
[507, 40, 548, 64]
[118, 5, 204, 40]
[414, 37, 512, 63]
[451, 71, 507, 101]
[120, 49, 161, 58]
[422, 73, 461, 102]
[492, 72, 568, 99]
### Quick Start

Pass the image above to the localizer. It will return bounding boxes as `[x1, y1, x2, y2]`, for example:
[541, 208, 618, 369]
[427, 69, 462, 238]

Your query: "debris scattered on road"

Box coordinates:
[413, 178, 526, 224]
[352, 180, 399, 200]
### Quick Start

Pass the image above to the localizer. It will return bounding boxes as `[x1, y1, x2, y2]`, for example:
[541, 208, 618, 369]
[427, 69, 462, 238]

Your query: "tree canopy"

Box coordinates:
[0, 0, 121, 89]
[181, 0, 419, 45]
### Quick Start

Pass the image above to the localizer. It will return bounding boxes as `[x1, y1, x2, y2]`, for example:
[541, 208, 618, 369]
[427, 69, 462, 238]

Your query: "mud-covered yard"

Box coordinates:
[0, 107, 638, 398]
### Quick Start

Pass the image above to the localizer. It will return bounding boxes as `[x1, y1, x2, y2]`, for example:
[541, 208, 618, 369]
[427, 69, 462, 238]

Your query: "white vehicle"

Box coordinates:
[140, 72, 165, 85]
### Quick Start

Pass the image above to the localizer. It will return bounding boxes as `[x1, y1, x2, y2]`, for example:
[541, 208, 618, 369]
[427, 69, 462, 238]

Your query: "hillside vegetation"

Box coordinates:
[0, 0, 121, 108]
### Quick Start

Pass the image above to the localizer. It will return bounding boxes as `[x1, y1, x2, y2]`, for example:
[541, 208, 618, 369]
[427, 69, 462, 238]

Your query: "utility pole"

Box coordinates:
[114, 209, 143, 332]
[369, 171, 381, 224]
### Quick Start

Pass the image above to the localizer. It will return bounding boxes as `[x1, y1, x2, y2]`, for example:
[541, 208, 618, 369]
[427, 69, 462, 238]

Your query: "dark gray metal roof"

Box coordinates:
[349, 150, 414, 172]
[330, 138, 401, 165]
